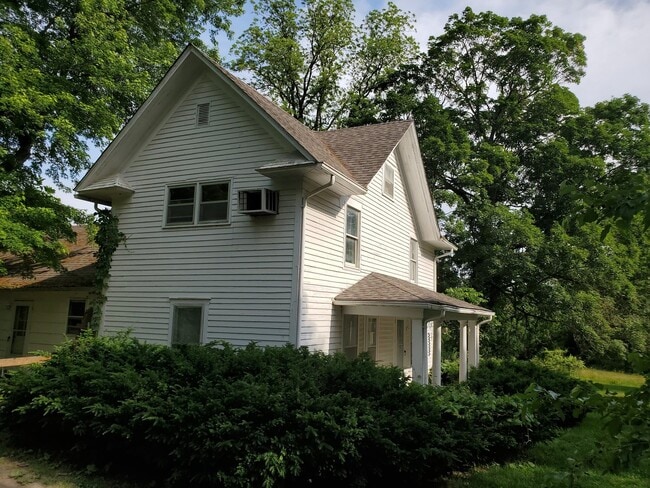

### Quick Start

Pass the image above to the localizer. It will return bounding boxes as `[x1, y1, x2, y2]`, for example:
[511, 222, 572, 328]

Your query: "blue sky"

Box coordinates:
[62, 0, 650, 212]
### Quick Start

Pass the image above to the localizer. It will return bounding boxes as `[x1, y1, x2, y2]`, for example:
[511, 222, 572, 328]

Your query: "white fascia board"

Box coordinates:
[75, 46, 206, 193]
[333, 299, 495, 318]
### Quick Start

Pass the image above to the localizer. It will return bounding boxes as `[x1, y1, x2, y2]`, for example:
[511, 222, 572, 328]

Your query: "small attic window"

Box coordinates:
[196, 102, 210, 127]
[383, 164, 394, 198]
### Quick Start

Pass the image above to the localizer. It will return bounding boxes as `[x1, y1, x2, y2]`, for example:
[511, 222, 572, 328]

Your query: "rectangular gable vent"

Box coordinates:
[238, 188, 279, 216]
[196, 102, 210, 126]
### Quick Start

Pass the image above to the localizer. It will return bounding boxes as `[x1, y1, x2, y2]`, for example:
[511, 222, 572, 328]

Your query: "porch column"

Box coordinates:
[468, 320, 479, 369]
[459, 320, 468, 382]
[432, 322, 442, 386]
[425, 321, 434, 384]
[411, 319, 425, 384]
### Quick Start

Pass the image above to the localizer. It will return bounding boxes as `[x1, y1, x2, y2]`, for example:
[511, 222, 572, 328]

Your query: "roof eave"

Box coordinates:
[332, 298, 494, 316]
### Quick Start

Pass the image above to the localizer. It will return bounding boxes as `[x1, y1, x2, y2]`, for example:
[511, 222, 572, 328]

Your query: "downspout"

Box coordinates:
[294, 174, 335, 347]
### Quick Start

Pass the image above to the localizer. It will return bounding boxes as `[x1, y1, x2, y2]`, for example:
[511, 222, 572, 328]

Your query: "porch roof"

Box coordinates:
[334, 272, 494, 317]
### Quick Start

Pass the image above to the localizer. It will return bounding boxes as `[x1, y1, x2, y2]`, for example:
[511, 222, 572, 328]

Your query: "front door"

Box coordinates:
[10, 305, 30, 356]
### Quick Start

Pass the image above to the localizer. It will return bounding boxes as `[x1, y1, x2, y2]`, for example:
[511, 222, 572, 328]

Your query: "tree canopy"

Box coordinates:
[0, 0, 244, 273]
[231, 0, 418, 130]
[370, 8, 649, 368]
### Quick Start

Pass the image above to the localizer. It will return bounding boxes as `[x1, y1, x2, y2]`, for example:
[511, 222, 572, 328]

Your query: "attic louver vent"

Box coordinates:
[238, 189, 279, 216]
[196, 102, 210, 126]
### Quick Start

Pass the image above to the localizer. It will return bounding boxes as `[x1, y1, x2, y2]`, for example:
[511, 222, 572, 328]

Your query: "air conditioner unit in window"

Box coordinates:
[238, 188, 279, 215]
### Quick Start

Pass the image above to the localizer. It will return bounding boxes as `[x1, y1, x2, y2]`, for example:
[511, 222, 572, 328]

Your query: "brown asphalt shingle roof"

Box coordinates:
[0, 227, 96, 290]
[335, 272, 494, 314]
[318, 120, 414, 187]
[210, 57, 412, 188]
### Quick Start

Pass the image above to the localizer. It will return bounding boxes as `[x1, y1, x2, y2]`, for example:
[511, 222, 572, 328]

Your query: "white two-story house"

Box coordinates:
[75, 45, 493, 385]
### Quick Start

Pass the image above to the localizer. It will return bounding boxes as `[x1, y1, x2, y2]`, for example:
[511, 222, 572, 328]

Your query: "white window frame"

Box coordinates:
[383, 164, 395, 198]
[164, 180, 231, 227]
[66, 299, 88, 336]
[169, 299, 208, 346]
[344, 205, 361, 268]
[409, 239, 418, 283]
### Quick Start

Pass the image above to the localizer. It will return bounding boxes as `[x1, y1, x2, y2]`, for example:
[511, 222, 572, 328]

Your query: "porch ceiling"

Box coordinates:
[333, 272, 494, 318]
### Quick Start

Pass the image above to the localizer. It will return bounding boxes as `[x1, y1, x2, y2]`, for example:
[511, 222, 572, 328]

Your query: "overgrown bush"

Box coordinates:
[466, 358, 594, 429]
[0, 334, 578, 487]
[532, 349, 585, 374]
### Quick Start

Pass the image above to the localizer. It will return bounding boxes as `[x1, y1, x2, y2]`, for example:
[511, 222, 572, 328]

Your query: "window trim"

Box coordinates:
[344, 205, 361, 268]
[383, 164, 395, 199]
[66, 299, 88, 336]
[163, 180, 231, 228]
[409, 239, 418, 283]
[169, 299, 208, 346]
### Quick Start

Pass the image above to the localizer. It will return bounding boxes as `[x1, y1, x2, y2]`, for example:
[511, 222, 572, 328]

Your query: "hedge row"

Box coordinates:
[0, 334, 589, 487]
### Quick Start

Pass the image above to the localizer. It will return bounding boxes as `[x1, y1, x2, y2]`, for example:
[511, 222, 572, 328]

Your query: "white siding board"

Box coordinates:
[102, 74, 300, 347]
[301, 147, 435, 353]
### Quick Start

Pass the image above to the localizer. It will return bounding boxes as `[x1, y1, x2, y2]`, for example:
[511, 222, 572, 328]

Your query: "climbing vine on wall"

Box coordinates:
[90, 208, 125, 330]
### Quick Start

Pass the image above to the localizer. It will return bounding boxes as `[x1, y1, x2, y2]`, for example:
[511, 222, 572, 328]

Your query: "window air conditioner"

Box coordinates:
[238, 188, 279, 215]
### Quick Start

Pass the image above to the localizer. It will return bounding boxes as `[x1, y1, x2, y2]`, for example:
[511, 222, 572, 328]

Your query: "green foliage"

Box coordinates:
[587, 354, 650, 471]
[533, 349, 585, 374]
[0, 335, 581, 487]
[0, 0, 244, 270]
[376, 8, 650, 368]
[89, 209, 125, 329]
[231, 0, 417, 129]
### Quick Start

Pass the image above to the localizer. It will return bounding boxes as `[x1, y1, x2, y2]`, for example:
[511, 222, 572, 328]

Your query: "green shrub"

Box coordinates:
[0, 334, 577, 487]
[466, 358, 594, 429]
[532, 349, 585, 374]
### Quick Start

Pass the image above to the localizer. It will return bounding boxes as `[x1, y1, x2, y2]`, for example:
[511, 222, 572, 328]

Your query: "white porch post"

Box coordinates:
[459, 320, 468, 382]
[432, 322, 442, 386]
[411, 319, 425, 384]
[425, 321, 434, 385]
[468, 320, 478, 370]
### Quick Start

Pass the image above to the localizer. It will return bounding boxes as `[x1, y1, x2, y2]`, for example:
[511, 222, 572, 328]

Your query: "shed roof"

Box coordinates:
[0, 227, 96, 290]
[334, 272, 494, 315]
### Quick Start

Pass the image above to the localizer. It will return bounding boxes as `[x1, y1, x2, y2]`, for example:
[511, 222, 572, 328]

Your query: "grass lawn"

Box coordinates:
[446, 368, 649, 487]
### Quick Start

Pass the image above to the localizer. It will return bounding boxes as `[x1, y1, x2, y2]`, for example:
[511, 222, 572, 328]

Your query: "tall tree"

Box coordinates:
[0, 0, 244, 272]
[231, 0, 417, 130]
[377, 8, 649, 366]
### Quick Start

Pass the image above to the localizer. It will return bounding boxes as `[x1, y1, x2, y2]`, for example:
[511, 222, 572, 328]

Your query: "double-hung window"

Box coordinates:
[345, 206, 360, 266]
[383, 164, 394, 198]
[166, 181, 230, 226]
[410, 239, 418, 282]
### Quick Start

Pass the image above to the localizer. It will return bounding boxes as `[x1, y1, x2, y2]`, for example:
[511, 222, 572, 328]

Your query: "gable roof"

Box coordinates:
[75, 44, 454, 250]
[0, 227, 96, 290]
[318, 120, 413, 187]
[334, 272, 493, 316]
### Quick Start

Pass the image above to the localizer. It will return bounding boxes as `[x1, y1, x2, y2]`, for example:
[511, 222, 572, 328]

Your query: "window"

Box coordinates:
[171, 303, 204, 345]
[383, 164, 394, 198]
[342, 315, 358, 360]
[410, 239, 418, 282]
[365, 317, 377, 360]
[165, 181, 230, 226]
[345, 206, 360, 266]
[66, 300, 88, 335]
[196, 102, 210, 126]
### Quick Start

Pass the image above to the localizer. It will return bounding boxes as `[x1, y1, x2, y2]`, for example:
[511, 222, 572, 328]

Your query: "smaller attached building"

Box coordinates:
[0, 227, 96, 357]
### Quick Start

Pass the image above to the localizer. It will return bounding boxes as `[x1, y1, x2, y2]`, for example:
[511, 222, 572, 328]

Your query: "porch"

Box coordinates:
[334, 273, 494, 385]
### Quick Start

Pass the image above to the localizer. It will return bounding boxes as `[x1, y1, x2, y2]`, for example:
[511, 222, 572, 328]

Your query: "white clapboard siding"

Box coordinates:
[0, 290, 93, 357]
[300, 146, 437, 353]
[102, 74, 301, 348]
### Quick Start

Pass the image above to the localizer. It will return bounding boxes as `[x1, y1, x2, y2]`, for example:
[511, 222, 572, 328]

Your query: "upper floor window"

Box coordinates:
[165, 181, 230, 226]
[410, 239, 418, 282]
[345, 206, 360, 267]
[383, 164, 394, 198]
